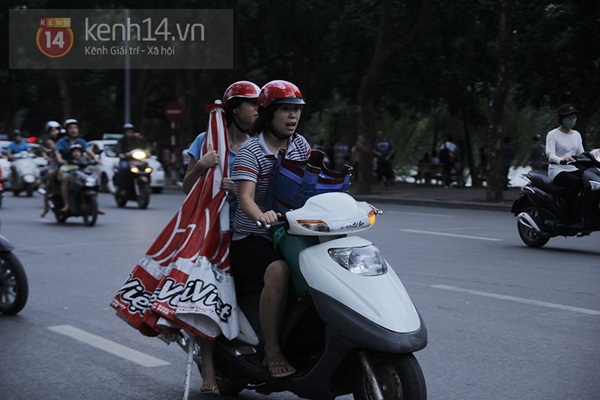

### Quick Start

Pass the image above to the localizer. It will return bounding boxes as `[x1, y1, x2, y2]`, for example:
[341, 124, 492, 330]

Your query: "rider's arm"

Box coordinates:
[181, 151, 219, 194]
[545, 132, 563, 164]
[238, 180, 279, 225]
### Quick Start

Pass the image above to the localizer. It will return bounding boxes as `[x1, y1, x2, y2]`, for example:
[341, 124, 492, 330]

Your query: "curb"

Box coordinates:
[165, 183, 515, 212]
[352, 195, 513, 212]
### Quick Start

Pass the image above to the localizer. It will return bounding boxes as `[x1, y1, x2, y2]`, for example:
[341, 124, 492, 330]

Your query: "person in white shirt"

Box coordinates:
[545, 104, 585, 225]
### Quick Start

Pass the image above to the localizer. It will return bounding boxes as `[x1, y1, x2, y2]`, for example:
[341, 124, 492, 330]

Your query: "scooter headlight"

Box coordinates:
[132, 150, 147, 160]
[130, 166, 140, 173]
[328, 245, 387, 276]
[144, 167, 153, 174]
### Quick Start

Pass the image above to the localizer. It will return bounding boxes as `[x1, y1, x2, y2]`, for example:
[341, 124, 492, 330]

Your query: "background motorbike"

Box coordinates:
[49, 158, 100, 227]
[511, 149, 600, 248]
[113, 149, 152, 209]
[0, 221, 28, 315]
[177, 192, 427, 400]
[0, 166, 4, 208]
[9, 152, 40, 197]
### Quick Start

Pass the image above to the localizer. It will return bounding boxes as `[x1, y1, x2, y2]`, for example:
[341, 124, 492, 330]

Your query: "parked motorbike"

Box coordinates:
[0, 222, 28, 315]
[9, 152, 40, 197]
[113, 149, 152, 209]
[177, 192, 428, 399]
[49, 157, 100, 226]
[511, 149, 600, 248]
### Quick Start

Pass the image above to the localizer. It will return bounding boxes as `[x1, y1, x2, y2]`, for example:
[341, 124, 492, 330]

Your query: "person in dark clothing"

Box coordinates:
[372, 130, 395, 187]
[525, 134, 546, 170]
[115, 123, 142, 193]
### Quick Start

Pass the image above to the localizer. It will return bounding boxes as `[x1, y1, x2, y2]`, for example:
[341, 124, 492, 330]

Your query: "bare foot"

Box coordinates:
[263, 352, 296, 378]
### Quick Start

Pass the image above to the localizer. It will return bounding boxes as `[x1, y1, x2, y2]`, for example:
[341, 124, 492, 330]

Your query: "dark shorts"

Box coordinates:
[230, 235, 282, 295]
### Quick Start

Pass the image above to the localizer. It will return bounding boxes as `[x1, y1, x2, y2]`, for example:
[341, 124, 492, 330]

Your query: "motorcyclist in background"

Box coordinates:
[7, 130, 31, 187]
[545, 104, 586, 226]
[55, 119, 99, 212]
[115, 123, 143, 196]
[40, 121, 62, 217]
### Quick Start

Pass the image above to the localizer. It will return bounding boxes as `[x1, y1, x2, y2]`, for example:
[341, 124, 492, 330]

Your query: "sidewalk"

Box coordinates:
[349, 182, 521, 211]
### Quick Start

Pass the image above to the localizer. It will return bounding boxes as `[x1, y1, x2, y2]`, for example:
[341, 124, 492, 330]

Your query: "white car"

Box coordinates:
[88, 139, 165, 194]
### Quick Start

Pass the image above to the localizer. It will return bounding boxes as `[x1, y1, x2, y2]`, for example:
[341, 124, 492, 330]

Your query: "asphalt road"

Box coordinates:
[0, 189, 598, 400]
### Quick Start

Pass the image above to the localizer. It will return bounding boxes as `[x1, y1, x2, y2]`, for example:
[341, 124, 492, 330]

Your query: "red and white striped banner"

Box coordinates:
[111, 102, 242, 340]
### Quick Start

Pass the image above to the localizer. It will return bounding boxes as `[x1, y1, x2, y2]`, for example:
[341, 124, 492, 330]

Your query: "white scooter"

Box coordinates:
[178, 192, 428, 400]
[9, 152, 40, 197]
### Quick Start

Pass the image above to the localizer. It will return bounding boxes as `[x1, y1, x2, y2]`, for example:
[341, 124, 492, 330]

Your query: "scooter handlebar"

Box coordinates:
[256, 217, 287, 230]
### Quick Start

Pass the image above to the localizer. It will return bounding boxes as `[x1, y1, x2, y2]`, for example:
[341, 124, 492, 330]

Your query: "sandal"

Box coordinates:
[263, 352, 296, 378]
[200, 383, 220, 397]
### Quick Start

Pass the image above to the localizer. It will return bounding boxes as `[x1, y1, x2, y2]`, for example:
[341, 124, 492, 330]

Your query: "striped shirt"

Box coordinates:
[232, 132, 311, 238]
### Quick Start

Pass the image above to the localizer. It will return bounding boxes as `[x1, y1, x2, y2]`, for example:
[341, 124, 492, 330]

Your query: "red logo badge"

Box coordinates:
[36, 18, 73, 58]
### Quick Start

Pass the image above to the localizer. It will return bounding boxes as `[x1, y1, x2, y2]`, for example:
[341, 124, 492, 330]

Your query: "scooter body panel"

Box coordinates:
[300, 236, 422, 333]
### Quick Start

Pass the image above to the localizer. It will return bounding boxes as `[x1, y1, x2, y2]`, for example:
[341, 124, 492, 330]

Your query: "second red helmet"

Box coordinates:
[222, 81, 260, 104]
[258, 80, 305, 109]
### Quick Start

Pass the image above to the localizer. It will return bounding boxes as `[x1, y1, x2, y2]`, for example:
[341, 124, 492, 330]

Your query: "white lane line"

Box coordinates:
[48, 325, 170, 367]
[432, 285, 600, 316]
[402, 229, 503, 241]
[386, 211, 454, 218]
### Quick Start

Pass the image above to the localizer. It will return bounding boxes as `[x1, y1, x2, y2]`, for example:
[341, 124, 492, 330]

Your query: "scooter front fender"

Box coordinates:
[0, 233, 15, 252]
[300, 236, 421, 333]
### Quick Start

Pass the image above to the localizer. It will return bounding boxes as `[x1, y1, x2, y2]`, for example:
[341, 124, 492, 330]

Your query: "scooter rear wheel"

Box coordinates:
[353, 352, 426, 400]
[517, 206, 550, 248]
[0, 251, 29, 315]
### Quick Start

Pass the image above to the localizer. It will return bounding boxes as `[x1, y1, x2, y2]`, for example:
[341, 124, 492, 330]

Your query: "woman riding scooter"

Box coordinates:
[546, 104, 587, 227]
[231, 80, 312, 378]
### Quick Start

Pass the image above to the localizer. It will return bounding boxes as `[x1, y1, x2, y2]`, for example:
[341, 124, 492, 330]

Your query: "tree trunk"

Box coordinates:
[462, 107, 480, 187]
[486, 0, 513, 202]
[53, 69, 73, 120]
[356, 0, 432, 194]
[132, 69, 153, 132]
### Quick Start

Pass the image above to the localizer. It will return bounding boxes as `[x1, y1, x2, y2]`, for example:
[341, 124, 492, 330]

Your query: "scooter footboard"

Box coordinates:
[310, 289, 427, 353]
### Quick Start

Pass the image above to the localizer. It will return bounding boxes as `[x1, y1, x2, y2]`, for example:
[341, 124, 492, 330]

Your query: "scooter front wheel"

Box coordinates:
[353, 352, 426, 400]
[136, 180, 151, 209]
[0, 251, 29, 315]
[82, 196, 98, 227]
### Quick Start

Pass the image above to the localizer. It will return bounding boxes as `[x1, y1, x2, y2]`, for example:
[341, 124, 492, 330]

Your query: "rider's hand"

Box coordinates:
[257, 210, 279, 226]
[220, 177, 236, 196]
[199, 149, 219, 170]
[560, 156, 576, 165]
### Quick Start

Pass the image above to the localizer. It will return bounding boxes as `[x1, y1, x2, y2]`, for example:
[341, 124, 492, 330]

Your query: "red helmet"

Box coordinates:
[222, 81, 260, 103]
[257, 80, 305, 109]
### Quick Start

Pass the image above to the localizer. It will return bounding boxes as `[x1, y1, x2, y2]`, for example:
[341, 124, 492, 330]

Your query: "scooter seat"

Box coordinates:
[528, 171, 568, 195]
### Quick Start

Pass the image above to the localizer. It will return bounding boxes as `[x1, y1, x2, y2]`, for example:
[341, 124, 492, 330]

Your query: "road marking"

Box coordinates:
[387, 211, 454, 218]
[431, 285, 600, 316]
[48, 325, 170, 367]
[402, 229, 503, 241]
